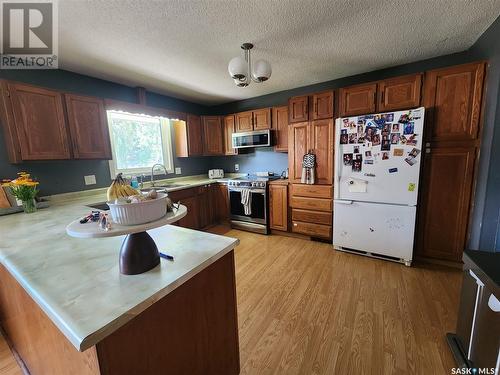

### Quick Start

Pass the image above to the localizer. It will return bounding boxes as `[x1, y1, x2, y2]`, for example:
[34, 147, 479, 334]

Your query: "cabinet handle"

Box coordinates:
[425, 148, 431, 154]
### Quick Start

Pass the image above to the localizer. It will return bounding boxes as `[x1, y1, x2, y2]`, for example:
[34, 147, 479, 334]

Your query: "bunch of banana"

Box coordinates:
[107, 173, 140, 201]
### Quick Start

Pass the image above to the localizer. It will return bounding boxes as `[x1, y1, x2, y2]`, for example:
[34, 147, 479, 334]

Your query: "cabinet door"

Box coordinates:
[310, 119, 334, 184]
[187, 114, 203, 156]
[339, 83, 377, 116]
[272, 106, 288, 152]
[312, 91, 334, 120]
[8, 83, 70, 160]
[202, 116, 224, 155]
[288, 122, 309, 183]
[253, 108, 271, 130]
[288, 96, 309, 123]
[269, 184, 288, 231]
[417, 147, 476, 261]
[176, 195, 199, 230]
[235, 111, 253, 132]
[378, 74, 422, 112]
[198, 185, 210, 228]
[215, 183, 229, 222]
[423, 62, 485, 142]
[223, 115, 237, 155]
[65, 94, 111, 159]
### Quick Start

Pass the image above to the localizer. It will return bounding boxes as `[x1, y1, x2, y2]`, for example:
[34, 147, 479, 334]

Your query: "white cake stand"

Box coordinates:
[66, 205, 187, 275]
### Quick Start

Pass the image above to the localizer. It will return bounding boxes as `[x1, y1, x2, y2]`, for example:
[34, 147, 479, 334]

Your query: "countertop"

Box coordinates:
[463, 249, 500, 292]
[0, 191, 239, 352]
[47, 173, 243, 206]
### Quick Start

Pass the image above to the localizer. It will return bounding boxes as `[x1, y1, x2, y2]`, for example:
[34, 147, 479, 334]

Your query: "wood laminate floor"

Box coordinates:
[0, 228, 462, 375]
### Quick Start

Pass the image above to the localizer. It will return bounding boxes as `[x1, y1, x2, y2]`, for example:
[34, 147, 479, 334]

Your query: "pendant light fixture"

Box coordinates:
[228, 43, 272, 87]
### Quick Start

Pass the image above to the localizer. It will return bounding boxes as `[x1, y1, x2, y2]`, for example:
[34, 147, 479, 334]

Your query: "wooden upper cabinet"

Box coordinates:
[424, 62, 485, 142]
[272, 106, 288, 152]
[65, 94, 111, 159]
[288, 122, 309, 183]
[417, 146, 476, 261]
[8, 82, 70, 160]
[312, 91, 334, 120]
[186, 114, 203, 156]
[202, 116, 224, 155]
[173, 114, 203, 157]
[309, 119, 334, 185]
[378, 74, 422, 112]
[269, 184, 288, 231]
[253, 108, 271, 130]
[288, 96, 309, 123]
[339, 83, 377, 117]
[235, 111, 253, 132]
[223, 115, 237, 155]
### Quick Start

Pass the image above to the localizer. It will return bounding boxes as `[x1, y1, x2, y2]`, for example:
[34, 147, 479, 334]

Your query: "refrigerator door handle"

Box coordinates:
[334, 199, 353, 205]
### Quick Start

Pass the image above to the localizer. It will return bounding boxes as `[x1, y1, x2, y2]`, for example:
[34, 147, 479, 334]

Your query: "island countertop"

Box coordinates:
[0, 196, 239, 352]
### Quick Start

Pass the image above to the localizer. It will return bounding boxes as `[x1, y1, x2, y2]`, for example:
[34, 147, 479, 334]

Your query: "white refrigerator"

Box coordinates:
[333, 107, 425, 266]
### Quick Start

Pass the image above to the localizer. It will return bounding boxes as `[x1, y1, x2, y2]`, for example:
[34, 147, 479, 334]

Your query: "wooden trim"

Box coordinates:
[104, 99, 186, 121]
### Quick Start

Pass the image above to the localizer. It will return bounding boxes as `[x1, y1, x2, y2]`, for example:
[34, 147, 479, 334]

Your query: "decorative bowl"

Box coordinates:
[107, 193, 168, 225]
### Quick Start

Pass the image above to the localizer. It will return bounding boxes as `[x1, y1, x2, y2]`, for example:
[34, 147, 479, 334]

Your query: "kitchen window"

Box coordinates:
[107, 110, 174, 178]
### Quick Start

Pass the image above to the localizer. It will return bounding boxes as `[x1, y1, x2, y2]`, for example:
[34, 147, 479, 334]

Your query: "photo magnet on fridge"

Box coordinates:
[408, 183, 416, 192]
[405, 157, 417, 166]
[364, 159, 374, 165]
[355, 154, 363, 160]
[349, 121, 356, 130]
[381, 139, 391, 151]
[406, 134, 418, 146]
[383, 113, 394, 122]
[390, 133, 400, 144]
[341, 129, 347, 134]
[365, 150, 372, 157]
[372, 134, 381, 146]
[388, 168, 398, 173]
[393, 148, 404, 156]
[408, 148, 421, 158]
[403, 122, 415, 135]
[392, 123, 400, 132]
[340, 133, 348, 145]
[352, 159, 362, 172]
[349, 134, 358, 144]
[358, 135, 366, 144]
[343, 118, 349, 128]
[382, 152, 390, 160]
[353, 146, 360, 153]
[343, 153, 353, 166]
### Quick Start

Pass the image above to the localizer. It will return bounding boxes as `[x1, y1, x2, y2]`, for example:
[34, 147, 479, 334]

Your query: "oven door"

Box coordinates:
[229, 188, 267, 224]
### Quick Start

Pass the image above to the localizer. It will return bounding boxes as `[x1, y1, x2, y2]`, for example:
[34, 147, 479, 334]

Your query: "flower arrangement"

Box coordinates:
[2, 172, 39, 213]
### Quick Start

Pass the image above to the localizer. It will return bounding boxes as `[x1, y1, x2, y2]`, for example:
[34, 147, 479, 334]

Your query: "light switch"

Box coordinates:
[84, 175, 96, 185]
[175, 167, 182, 175]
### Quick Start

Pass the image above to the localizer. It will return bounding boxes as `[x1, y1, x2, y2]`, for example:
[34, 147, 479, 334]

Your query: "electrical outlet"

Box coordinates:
[175, 167, 182, 175]
[84, 175, 96, 185]
[234, 164, 239, 171]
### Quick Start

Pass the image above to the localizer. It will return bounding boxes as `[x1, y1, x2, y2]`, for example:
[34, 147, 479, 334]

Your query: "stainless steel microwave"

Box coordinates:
[232, 130, 271, 149]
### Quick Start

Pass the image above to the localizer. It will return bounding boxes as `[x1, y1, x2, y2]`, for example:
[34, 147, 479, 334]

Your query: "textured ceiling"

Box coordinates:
[58, 0, 500, 105]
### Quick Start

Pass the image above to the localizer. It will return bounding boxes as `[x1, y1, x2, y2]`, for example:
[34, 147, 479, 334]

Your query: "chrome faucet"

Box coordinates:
[151, 164, 168, 187]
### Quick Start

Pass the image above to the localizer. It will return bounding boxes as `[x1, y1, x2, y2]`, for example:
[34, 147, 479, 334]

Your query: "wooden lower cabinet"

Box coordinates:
[291, 209, 332, 226]
[269, 184, 288, 231]
[292, 220, 331, 239]
[290, 196, 332, 212]
[169, 183, 229, 230]
[416, 146, 476, 261]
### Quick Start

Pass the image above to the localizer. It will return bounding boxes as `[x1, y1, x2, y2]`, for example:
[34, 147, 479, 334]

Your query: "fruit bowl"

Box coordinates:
[107, 193, 168, 225]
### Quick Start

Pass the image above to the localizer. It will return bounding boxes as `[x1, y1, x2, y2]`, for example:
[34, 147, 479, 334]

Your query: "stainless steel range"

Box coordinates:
[227, 175, 279, 234]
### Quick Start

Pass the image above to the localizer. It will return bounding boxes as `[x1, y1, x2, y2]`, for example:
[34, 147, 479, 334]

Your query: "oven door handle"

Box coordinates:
[229, 188, 266, 194]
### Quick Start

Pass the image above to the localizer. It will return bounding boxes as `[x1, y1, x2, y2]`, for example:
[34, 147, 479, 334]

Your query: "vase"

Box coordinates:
[22, 199, 37, 214]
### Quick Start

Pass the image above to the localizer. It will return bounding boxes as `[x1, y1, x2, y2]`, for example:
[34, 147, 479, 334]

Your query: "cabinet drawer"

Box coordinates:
[291, 184, 333, 198]
[292, 209, 332, 225]
[292, 220, 332, 238]
[290, 196, 332, 212]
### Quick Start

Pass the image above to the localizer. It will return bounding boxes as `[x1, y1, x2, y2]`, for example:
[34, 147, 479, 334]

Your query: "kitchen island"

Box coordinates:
[0, 195, 240, 374]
